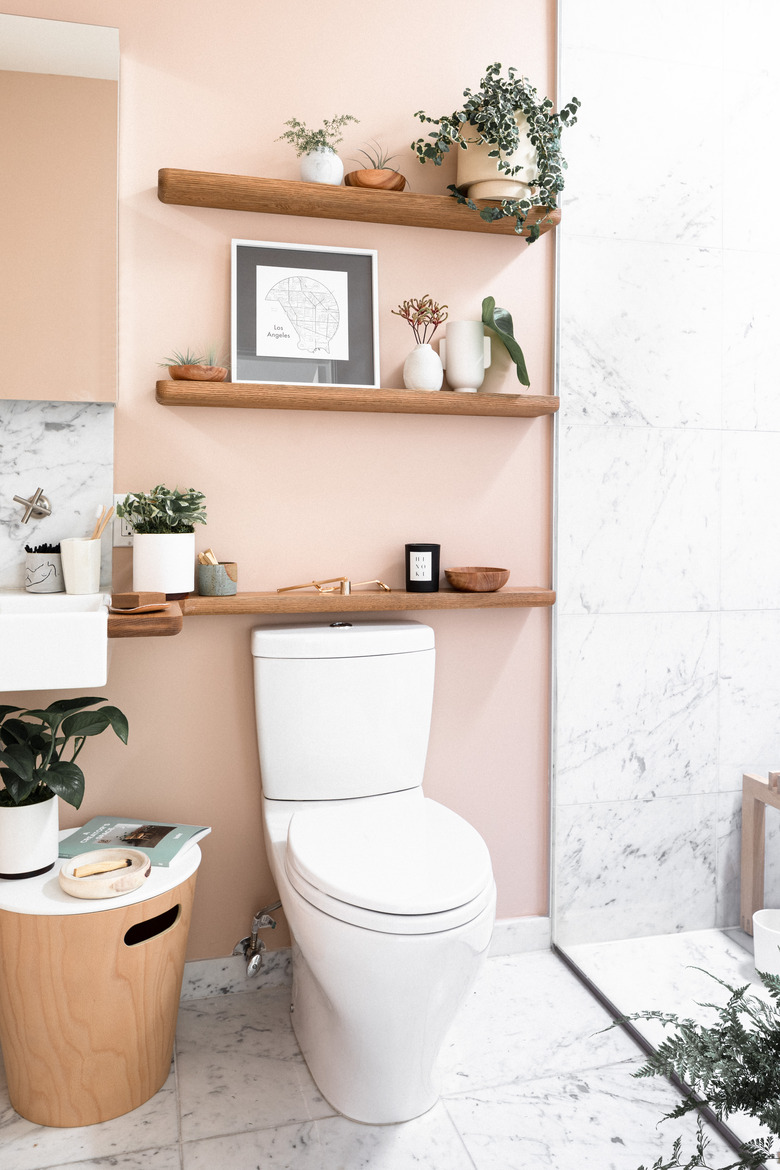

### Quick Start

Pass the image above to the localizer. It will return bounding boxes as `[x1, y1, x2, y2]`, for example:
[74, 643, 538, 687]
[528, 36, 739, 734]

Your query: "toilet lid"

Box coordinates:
[286, 797, 492, 916]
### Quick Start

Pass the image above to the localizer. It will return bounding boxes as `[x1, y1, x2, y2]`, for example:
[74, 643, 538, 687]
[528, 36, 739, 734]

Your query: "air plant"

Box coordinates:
[350, 139, 400, 172]
[391, 296, 449, 345]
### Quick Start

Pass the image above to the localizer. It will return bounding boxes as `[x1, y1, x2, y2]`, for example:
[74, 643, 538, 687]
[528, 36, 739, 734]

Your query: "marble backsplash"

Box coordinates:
[0, 400, 114, 592]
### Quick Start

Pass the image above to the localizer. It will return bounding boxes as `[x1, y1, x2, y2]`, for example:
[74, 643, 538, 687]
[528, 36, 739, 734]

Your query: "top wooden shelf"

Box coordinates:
[157, 168, 561, 238]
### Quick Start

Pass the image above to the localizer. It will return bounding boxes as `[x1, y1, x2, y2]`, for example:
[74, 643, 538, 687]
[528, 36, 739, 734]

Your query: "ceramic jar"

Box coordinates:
[132, 532, 195, 597]
[300, 148, 344, 185]
[440, 321, 492, 392]
[455, 112, 538, 201]
[402, 344, 444, 392]
[0, 795, 58, 879]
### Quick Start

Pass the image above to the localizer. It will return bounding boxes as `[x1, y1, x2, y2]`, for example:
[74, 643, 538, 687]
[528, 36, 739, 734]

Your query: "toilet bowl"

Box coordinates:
[252, 621, 496, 1124]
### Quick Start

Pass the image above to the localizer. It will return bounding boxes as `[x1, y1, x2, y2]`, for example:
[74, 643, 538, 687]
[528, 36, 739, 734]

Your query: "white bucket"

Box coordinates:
[753, 908, 780, 977]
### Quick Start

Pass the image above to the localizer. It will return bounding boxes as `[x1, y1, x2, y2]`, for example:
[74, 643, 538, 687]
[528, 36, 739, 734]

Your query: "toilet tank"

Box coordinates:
[251, 621, 435, 800]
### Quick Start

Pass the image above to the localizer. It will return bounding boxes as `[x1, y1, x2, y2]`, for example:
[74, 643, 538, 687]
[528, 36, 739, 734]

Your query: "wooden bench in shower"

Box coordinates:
[741, 770, 780, 935]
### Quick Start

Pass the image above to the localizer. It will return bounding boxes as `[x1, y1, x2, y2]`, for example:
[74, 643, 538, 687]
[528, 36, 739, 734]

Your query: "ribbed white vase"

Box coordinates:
[300, 148, 344, 185]
[402, 343, 444, 392]
[132, 532, 195, 595]
[0, 795, 58, 879]
[441, 321, 491, 392]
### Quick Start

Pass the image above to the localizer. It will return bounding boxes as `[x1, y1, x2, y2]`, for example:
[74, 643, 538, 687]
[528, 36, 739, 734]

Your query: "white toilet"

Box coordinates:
[251, 619, 496, 1125]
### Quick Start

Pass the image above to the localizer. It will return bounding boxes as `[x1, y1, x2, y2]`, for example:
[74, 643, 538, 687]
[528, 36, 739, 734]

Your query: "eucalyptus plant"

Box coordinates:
[621, 968, 780, 1169]
[412, 63, 580, 239]
[277, 114, 359, 156]
[116, 485, 207, 534]
[0, 698, 129, 810]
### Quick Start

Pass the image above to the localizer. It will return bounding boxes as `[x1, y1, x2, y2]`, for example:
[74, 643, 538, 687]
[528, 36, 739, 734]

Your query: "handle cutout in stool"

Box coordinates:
[124, 904, 180, 947]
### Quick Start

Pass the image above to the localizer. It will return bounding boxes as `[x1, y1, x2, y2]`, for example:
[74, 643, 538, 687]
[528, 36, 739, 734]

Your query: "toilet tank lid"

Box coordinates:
[251, 620, 434, 659]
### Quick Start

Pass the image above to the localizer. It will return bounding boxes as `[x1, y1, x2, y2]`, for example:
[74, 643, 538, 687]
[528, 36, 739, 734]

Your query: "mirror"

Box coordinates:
[0, 14, 118, 402]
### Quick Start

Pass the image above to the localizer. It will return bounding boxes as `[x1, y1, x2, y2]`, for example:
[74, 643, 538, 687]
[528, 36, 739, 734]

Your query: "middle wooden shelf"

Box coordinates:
[156, 380, 559, 418]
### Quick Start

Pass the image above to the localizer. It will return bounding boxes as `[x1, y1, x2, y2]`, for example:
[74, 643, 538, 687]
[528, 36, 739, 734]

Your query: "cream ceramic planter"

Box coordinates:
[0, 795, 58, 879]
[440, 321, 492, 393]
[455, 112, 538, 201]
[132, 532, 195, 596]
[300, 147, 344, 185]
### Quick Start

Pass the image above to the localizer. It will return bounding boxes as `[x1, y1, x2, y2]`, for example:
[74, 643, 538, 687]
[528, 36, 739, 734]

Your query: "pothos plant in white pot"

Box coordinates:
[116, 484, 207, 598]
[0, 697, 129, 879]
[412, 62, 580, 240]
[277, 114, 359, 185]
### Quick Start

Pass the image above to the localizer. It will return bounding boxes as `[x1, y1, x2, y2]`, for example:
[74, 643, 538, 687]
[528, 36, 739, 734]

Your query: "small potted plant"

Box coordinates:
[277, 114, 359, 185]
[0, 697, 129, 879]
[116, 484, 207, 598]
[412, 63, 580, 239]
[160, 346, 228, 382]
[344, 140, 407, 192]
[619, 968, 780, 1168]
[391, 295, 448, 391]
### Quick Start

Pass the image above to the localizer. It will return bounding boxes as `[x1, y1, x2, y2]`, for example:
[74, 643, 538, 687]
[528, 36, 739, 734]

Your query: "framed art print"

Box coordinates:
[231, 239, 379, 387]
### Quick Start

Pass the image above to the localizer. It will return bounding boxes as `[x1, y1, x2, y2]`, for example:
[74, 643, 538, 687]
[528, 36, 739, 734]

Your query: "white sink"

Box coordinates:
[0, 591, 110, 692]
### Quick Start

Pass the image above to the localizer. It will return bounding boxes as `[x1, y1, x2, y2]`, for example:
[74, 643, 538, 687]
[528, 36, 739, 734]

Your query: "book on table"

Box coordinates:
[58, 816, 211, 867]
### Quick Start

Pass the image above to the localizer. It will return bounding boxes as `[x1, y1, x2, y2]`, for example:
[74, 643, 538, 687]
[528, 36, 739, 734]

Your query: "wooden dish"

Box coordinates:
[444, 566, 510, 592]
[168, 364, 228, 381]
[58, 848, 151, 899]
[344, 168, 407, 192]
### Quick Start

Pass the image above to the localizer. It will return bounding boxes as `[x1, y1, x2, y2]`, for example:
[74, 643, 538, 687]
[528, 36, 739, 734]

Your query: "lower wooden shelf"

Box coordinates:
[108, 603, 183, 638]
[181, 589, 554, 616]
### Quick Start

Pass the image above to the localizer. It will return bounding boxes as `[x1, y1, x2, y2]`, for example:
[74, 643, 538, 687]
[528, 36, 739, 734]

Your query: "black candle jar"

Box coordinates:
[405, 543, 440, 593]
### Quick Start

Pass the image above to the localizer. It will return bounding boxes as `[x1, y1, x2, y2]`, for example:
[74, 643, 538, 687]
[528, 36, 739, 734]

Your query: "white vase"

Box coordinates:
[455, 112, 537, 201]
[440, 321, 492, 392]
[0, 795, 59, 879]
[402, 343, 443, 392]
[300, 148, 344, 185]
[132, 532, 195, 596]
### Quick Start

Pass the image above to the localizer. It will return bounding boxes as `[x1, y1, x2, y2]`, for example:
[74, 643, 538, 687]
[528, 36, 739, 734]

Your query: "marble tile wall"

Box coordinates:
[554, 0, 780, 945]
[0, 401, 114, 593]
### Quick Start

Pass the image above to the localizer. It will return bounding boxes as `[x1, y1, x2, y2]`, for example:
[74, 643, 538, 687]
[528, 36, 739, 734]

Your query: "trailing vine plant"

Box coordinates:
[412, 63, 580, 240]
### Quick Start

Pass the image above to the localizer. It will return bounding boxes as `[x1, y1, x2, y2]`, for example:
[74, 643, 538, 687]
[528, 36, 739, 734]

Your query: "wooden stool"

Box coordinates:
[0, 845, 200, 1127]
[740, 771, 780, 935]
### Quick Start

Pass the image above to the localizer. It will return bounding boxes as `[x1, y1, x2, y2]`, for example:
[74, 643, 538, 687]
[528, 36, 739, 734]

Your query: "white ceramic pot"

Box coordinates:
[0, 794, 59, 879]
[132, 532, 195, 596]
[300, 148, 344, 185]
[440, 321, 492, 393]
[455, 112, 537, 201]
[402, 344, 443, 392]
[753, 909, 780, 977]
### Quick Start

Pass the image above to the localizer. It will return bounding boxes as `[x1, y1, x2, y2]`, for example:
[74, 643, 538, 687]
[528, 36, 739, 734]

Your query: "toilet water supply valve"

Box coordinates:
[233, 901, 282, 977]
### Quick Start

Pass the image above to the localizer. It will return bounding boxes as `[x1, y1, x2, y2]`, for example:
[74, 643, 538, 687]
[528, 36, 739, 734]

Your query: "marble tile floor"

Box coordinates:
[0, 948, 739, 1170]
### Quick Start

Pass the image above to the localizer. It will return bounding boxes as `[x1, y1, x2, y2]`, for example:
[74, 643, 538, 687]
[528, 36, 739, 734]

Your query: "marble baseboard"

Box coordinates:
[181, 916, 551, 999]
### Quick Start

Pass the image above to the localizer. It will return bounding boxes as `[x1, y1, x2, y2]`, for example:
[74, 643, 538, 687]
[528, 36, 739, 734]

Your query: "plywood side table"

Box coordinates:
[0, 840, 201, 1127]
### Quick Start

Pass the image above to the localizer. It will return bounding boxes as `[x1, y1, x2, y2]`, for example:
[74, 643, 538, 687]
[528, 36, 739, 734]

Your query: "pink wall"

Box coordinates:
[6, 0, 556, 958]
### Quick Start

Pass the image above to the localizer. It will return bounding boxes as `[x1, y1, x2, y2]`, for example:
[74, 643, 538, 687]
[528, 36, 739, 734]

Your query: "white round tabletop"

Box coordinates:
[0, 834, 201, 916]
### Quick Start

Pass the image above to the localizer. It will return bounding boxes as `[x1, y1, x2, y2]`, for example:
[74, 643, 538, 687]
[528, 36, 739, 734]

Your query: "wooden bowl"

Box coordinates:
[168, 364, 228, 382]
[58, 848, 151, 899]
[444, 566, 510, 592]
[344, 168, 407, 192]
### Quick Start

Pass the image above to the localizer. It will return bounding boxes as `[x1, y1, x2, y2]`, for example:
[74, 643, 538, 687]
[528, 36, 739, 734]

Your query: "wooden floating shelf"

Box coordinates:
[108, 602, 183, 639]
[157, 169, 561, 239]
[156, 380, 559, 419]
[181, 589, 555, 616]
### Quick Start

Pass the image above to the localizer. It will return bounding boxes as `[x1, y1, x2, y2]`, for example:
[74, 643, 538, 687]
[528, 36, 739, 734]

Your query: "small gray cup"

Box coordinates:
[25, 552, 64, 593]
[198, 561, 237, 596]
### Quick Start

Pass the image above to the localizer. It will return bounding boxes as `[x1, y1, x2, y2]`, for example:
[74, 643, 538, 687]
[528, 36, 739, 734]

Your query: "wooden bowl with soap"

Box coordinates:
[444, 566, 510, 592]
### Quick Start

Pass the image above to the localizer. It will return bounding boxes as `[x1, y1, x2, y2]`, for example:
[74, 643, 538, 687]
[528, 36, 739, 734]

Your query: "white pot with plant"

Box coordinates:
[412, 63, 580, 240]
[116, 484, 207, 598]
[391, 295, 448, 392]
[0, 697, 128, 879]
[160, 346, 228, 382]
[277, 114, 359, 185]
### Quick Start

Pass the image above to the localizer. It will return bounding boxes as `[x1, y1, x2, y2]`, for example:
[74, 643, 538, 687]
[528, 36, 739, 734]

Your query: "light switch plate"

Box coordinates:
[112, 493, 134, 547]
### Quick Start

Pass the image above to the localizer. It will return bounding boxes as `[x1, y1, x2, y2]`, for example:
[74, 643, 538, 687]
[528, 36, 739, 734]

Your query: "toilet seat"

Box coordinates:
[285, 797, 494, 935]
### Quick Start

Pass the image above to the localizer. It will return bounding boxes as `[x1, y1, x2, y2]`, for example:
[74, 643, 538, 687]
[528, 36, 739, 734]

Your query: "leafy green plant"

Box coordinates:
[391, 295, 448, 344]
[621, 968, 780, 1169]
[482, 296, 529, 386]
[277, 115, 359, 156]
[0, 698, 129, 810]
[351, 139, 399, 171]
[412, 62, 580, 240]
[116, 485, 207, 534]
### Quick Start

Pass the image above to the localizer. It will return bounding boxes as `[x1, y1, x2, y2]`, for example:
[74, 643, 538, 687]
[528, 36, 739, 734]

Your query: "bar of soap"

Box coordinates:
[111, 591, 167, 609]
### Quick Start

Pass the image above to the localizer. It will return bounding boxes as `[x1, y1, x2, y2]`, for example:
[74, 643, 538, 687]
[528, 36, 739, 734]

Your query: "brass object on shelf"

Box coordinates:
[277, 576, 391, 596]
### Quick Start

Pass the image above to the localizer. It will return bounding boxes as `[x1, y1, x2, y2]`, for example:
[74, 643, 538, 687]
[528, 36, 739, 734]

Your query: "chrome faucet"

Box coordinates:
[13, 487, 52, 524]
